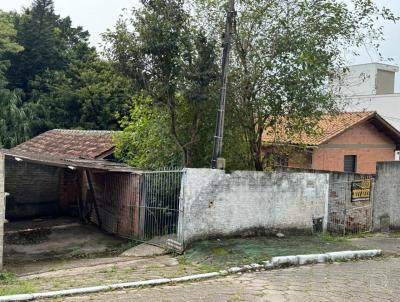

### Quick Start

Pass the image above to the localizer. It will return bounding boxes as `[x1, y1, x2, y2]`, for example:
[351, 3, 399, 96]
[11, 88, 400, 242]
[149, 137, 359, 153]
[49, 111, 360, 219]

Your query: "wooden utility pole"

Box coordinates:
[211, 0, 236, 169]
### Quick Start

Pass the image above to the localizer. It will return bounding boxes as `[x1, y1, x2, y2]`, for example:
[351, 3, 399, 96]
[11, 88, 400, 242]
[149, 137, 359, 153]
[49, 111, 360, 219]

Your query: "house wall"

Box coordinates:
[5, 159, 61, 219]
[0, 153, 5, 268]
[373, 161, 400, 231]
[178, 169, 329, 246]
[311, 122, 396, 174]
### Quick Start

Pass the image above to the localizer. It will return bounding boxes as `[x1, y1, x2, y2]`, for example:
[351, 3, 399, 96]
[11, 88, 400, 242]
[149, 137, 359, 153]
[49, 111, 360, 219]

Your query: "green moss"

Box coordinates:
[183, 235, 358, 270]
[212, 247, 230, 257]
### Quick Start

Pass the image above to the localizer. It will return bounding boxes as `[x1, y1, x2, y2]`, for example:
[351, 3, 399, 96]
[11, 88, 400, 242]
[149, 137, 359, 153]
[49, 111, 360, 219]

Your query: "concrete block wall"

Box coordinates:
[0, 152, 5, 268]
[178, 169, 330, 246]
[373, 161, 400, 231]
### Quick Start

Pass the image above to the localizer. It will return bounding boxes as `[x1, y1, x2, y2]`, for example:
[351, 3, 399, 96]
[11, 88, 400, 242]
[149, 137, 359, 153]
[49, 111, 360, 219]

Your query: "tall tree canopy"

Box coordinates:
[1, 0, 133, 141]
[104, 0, 219, 168]
[5, 0, 91, 97]
[195, 0, 398, 170]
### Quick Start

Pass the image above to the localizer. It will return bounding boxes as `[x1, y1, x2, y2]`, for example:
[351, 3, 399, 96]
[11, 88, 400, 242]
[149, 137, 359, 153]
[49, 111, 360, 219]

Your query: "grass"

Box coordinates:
[388, 231, 400, 238]
[0, 271, 38, 296]
[320, 232, 349, 243]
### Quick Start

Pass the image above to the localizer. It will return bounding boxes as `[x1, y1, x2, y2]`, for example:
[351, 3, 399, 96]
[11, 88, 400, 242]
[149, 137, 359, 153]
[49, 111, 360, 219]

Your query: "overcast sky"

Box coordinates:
[1, 0, 400, 89]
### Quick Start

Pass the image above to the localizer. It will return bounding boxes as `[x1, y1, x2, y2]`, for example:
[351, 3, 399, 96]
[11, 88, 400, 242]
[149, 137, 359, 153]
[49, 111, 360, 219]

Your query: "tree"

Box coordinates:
[104, 0, 219, 168]
[5, 0, 91, 98]
[114, 94, 183, 169]
[197, 0, 398, 170]
[2, 0, 127, 139]
[27, 53, 134, 135]
[0, 10, 30, 148]
[0, 90, 31, 148]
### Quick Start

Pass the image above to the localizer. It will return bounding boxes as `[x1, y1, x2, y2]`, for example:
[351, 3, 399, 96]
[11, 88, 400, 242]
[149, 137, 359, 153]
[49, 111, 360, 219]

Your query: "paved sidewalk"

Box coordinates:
[50, 258, 400, 302]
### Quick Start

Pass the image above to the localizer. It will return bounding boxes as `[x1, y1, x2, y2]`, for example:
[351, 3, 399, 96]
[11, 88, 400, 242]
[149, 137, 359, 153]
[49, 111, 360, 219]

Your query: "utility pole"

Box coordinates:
[211, 0, 236, 169]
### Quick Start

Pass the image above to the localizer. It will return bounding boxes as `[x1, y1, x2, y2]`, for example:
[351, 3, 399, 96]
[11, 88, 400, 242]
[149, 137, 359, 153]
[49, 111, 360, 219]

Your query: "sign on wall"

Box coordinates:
[351, 179, 372, 202]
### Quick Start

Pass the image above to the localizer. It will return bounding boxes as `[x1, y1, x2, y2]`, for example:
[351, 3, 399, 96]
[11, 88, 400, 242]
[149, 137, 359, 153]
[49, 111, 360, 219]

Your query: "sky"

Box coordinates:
[1, 0, 400, 89]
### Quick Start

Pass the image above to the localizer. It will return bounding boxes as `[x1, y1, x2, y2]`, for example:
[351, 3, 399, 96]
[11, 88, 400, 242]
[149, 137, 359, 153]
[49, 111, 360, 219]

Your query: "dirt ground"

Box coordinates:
[4, 218, 128, 265]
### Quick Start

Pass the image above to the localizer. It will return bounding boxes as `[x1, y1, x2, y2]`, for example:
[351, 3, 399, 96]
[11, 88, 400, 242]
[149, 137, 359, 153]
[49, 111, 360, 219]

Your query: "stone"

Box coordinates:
[121, 243, 166, 257]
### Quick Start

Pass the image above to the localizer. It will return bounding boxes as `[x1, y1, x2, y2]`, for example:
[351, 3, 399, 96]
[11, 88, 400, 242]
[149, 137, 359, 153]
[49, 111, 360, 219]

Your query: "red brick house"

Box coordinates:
[263, 112, 400, 174]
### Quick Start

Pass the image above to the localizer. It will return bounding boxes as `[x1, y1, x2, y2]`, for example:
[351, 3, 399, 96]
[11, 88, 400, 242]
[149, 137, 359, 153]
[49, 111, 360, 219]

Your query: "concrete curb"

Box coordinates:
[0, 249, 381, 302]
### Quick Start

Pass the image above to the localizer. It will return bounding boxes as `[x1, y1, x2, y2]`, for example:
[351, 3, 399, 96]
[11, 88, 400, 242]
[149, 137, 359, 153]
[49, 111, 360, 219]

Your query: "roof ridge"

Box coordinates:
[51, 129, 119, 134]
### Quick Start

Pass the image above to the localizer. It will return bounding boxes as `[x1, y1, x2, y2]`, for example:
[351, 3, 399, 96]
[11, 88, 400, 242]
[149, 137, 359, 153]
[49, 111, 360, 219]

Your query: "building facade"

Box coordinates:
[263, 112, 400, 174]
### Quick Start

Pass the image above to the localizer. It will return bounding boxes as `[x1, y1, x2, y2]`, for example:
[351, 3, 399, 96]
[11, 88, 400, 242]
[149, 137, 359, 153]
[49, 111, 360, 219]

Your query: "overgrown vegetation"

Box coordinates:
[0, 271, 37, 296]
[0, 0, 397, 170]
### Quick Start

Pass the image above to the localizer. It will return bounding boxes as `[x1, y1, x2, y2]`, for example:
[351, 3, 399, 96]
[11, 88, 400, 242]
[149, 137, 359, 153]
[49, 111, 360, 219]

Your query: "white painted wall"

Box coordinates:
[347, 93, 400, 132]
[178, 169, 329, 245]
[337, 63, 398, 97]
[373, 161, 400, 230]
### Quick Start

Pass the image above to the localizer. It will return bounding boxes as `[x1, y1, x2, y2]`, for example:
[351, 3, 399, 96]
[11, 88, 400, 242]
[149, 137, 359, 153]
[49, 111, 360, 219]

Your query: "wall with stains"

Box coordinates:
[178, 169, 330, 246]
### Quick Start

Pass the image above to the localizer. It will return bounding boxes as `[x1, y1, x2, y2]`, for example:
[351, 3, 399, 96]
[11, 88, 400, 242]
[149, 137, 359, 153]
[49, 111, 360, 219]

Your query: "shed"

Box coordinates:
[0, 130, 143, 267]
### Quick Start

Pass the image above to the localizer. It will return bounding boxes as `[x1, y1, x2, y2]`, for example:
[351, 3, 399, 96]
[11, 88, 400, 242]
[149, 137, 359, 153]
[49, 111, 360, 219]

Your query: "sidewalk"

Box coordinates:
[1, 233, 399, 297]
[349, 233, 400, 256]
[56, 257, 400, 302]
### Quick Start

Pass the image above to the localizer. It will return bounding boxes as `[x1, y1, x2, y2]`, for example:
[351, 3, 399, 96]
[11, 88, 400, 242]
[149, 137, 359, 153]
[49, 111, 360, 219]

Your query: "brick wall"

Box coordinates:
[5, 159, 61, 219]
[312, 122, 396, 174]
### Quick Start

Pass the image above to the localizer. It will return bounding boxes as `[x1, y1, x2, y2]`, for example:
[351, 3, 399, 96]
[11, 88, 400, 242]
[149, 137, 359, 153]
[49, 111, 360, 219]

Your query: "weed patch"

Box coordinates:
[0, 271, 38, 296]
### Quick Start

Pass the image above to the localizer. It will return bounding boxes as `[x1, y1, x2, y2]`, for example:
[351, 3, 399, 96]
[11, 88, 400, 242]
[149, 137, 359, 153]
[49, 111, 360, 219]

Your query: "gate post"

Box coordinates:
[323, 174, 330, 232]
[177, 169, 187, 249]
[0, 152, 5, 268]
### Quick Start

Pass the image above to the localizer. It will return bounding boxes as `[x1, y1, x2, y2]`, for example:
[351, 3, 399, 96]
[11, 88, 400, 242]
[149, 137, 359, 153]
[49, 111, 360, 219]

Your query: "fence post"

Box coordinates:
[323, 174, 330, 233]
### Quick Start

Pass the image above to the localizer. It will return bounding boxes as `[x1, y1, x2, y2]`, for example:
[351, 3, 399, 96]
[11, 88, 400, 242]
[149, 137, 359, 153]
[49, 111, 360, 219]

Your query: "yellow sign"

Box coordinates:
[351, 179, 371, 202]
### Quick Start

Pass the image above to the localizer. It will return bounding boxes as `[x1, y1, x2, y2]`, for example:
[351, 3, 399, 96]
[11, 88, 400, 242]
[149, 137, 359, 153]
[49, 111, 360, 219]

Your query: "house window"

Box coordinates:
[344, 155, 357, 173]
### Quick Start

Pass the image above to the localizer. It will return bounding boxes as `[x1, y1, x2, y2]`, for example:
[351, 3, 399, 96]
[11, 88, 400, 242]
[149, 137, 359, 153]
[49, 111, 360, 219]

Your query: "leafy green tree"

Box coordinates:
[114, 94, 183, 169]
[104, 0, 219, 168]
[27, 53, 134, 135]
[0, 10, 30, 148]
[0, 90, 31, 148]
[197, 0, 398, 170]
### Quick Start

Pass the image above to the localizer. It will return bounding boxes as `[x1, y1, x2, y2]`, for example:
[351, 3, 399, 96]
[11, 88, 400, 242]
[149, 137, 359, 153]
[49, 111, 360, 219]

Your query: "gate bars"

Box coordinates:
[327, 178, 374, 235]
[136, 169, 185, 252]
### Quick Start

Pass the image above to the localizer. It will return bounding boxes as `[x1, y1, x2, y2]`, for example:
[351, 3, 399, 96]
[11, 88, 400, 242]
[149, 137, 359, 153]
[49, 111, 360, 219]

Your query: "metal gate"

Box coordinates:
[136, 169, 184, 252]
[328, 178, 374, 235]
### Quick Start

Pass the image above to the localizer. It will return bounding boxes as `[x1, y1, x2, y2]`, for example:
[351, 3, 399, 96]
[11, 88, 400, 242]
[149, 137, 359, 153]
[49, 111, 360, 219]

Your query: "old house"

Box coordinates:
[263, 112, 400, 174]
[2, 130, 142, 247]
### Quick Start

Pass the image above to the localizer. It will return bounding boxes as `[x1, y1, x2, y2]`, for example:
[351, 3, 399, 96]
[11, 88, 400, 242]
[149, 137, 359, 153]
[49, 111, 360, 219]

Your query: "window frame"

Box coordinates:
[344, 155, 357, 173]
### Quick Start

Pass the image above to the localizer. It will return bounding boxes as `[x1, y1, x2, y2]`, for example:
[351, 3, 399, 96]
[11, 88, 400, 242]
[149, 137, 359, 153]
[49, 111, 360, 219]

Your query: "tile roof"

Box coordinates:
[2, 149, 141, 173]
[262, 112, 378, 146]
[12, 129, 117, 160]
